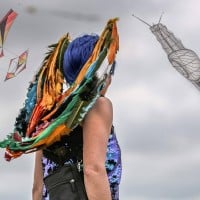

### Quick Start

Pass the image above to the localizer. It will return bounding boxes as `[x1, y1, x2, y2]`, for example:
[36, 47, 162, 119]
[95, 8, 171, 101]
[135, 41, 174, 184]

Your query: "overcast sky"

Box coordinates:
[1, 0, 200, 199]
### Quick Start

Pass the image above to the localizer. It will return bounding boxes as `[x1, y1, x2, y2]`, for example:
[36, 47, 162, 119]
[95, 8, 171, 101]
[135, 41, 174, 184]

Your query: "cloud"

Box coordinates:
[1, 0, 200, 200]
[120, 149, 200, 199]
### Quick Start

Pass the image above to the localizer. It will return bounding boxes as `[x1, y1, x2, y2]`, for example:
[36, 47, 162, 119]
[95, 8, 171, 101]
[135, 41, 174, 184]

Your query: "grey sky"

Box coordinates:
[1, 0, 200, 199]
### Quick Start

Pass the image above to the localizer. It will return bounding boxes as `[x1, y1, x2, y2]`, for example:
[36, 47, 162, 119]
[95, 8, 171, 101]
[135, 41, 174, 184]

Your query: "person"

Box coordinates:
[32, 30, 122, 199]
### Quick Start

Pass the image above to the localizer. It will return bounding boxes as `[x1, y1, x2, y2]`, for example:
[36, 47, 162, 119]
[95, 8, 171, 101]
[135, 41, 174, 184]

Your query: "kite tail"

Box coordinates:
[0, 34, 70, 159]
[26, 34, 71, 136]
[0, 18, 119, 161]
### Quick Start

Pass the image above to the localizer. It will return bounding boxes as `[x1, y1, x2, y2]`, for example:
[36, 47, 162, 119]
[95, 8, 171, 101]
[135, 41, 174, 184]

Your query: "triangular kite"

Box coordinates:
[0, 9, 18, 57]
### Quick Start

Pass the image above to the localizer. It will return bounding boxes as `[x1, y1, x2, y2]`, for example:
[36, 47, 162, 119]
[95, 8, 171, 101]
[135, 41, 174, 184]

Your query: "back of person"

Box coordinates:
[32, 19, 121, 200]
[42, 125, 122, 199]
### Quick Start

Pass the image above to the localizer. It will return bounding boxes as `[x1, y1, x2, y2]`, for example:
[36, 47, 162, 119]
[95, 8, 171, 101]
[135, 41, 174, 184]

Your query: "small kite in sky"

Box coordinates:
[4, 49, 28, 81]
[133, 13, 200, 90]
[0, 9, 18, 57]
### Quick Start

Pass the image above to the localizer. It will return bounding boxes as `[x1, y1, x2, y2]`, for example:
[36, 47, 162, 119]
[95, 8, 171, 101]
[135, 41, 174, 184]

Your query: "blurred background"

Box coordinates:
[1, 0, 200, 199]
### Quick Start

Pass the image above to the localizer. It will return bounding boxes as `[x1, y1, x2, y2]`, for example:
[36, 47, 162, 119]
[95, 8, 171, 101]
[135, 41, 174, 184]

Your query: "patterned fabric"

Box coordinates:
[42, 126, 122, 200]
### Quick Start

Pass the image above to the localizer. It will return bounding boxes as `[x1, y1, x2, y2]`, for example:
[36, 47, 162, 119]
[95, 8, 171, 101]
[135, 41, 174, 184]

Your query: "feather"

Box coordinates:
[107, 18, 119, 64]
[0, 19, 119, 161]
[26, 34, 70, 136]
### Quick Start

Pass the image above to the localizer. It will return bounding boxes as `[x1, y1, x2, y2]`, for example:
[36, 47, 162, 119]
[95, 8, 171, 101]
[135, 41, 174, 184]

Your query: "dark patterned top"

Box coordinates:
[42, 126, 122, 200]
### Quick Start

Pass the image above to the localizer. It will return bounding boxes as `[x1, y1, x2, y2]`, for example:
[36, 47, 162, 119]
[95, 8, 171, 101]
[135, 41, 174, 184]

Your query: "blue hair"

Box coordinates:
[63, 34, 99, 84]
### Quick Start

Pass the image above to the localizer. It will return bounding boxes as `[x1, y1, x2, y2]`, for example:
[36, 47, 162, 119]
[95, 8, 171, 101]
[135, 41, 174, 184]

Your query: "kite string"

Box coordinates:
[2, 47, 19, 73]
[3, 47, 19, 57]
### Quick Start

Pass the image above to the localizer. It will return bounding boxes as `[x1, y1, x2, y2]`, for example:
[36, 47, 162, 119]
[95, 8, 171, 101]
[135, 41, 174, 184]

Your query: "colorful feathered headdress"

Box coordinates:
[0, 18, 119, 161]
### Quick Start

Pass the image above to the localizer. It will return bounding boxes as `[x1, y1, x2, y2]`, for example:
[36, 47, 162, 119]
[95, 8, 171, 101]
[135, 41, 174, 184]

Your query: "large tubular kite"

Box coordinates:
[133, 14, 200, 89]
[0, 18, 119, 161]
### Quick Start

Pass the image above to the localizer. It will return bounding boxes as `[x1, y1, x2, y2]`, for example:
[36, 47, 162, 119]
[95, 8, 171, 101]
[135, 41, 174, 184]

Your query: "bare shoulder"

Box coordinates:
[83, 96, 113, 138]
[92, 96, 113, 115]
[84, 96, 113, 125]
[95, 96, 112, 109]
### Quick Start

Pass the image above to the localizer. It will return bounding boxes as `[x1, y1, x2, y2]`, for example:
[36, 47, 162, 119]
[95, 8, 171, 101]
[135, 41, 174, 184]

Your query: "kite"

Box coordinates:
[0, 18, 119, 161]
[4, 50, 28, 81]
[133, 14, 200, 90]
[0, 9, 18, 57]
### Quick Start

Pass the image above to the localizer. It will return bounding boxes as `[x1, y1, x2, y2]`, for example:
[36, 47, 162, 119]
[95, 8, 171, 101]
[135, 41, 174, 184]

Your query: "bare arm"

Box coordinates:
[32, 150, 43, 200]
[83, 96, 113, 200]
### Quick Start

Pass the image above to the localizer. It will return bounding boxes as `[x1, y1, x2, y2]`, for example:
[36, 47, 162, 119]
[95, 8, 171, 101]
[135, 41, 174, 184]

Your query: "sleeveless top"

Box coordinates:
[42, 126, 122, 200]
